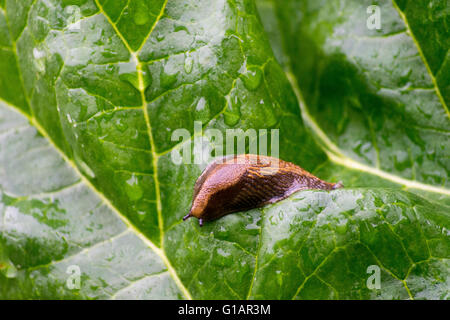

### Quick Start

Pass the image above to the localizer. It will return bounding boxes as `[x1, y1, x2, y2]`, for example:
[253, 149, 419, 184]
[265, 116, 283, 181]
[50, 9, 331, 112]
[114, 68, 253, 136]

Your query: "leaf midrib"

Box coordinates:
[2, 0, 192, 300]
[93, 0, 166, 245]
[0, 97, 191, 299]
[88, 0, 192, 299]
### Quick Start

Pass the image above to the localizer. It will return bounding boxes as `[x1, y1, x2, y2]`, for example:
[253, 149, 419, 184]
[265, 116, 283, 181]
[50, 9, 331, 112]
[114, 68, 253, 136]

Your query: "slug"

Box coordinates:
[183, 154, 343, 226]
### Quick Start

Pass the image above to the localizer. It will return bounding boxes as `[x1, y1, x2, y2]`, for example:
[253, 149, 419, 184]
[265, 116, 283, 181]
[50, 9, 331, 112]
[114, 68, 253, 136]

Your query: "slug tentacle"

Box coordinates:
[185, 154, 343, 226]
[333, 181, 344, 189]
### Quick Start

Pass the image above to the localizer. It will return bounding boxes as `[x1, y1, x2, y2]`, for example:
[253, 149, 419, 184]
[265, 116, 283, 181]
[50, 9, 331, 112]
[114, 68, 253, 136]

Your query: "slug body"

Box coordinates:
[184, 154, 343, 226]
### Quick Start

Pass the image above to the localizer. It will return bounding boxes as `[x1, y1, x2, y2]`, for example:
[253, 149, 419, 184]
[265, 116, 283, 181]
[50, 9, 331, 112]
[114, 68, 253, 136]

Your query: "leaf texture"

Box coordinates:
[0, 0, 449, 299]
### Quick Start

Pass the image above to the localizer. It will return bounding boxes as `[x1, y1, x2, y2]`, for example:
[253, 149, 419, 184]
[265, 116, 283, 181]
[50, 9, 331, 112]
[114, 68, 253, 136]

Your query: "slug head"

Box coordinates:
[184, 182, 243, 227]
[333, 181, 344, 189]
[184, 160, 248, 226]
[183, 196, 208, 227]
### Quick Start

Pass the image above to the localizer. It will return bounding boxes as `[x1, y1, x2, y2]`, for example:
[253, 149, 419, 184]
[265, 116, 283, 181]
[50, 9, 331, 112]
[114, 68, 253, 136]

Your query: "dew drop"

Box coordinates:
[125, 174, 143, 201]
[156, 33, 165, 42]
[33, 48, 46, 73]
[119, 73, 140, 91]
[33, 48, 45, 59]
[174, 25, 189, 33]
[74, 153, 96, 179]
[224, 112, 240, 127]
[223, 95, 241, 126]
[217, 248, 231, 257]
[336, 223, 347, 234]
[196, 97, 207, 111]
[241, 67, 262, 91]
[160, 66, 179, 89]
[118, 61, 140, 91]
[0, 260, 18, 279]
[101, 49, 117, 59]
[142, 68, 152, 90]
[195, 97, 210, 124]
[263, 106, 277, 127]
[184, 53, 194, 74]
[134, 4, 149, 25]
[114, 118, 128, 132]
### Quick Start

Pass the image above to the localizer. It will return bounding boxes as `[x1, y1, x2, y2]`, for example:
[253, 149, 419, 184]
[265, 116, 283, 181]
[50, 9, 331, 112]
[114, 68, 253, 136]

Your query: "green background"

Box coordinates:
[0, 0, 448, 299]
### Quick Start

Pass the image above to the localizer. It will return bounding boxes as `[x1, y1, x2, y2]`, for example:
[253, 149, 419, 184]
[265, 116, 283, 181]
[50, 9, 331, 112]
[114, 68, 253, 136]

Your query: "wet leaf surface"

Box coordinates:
[0, 0, 448, 299]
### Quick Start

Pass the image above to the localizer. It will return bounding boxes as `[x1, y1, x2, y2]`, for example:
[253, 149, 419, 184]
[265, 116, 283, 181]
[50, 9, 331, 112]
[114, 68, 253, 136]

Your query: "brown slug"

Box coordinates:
[183, 154, 343, 226]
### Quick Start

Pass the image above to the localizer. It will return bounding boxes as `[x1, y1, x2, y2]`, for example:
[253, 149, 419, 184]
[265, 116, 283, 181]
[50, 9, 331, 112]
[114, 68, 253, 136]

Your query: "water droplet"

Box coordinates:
[134, 4, 149, 25]
[223, 95, 241, 126]
[174, 25, 189, 33]
[213, 248, 233, 267]
[245, 215, 261, 230]
[241, 67, 262, 90]
[160, 65, 179, 89]
[79, 103, 88, 121]
[74, 153, 96, 179]
[119, 73, 140, 91]
[196, 97, 206, 111]
[33, 48, 45, 59]
[399, 67, 413, 86]
[156, 33, 165, 42]
[114, 118, 128, 132]
[263, 106, 277, 127]
[184, 53, 194, 74]
[217, 248, 231, 257]
[336, 223, 347, 234]
[394, 150, 410, 171]
[125, 174, 143, 201]
[0, 260, 18, 278]
[118, 61, 140, 91]
[101, 49, 117, 59]
[224, 112, 240, 126]
[142, 68, 152, 90]
[33, 48, 46, 73]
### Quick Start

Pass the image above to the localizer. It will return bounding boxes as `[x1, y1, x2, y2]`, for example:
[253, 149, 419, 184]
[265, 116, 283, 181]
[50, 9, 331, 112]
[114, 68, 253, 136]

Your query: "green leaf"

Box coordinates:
[258, 0, 450, 192]
[253, 0, 450, 298]
[0, 0, 449, 299]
